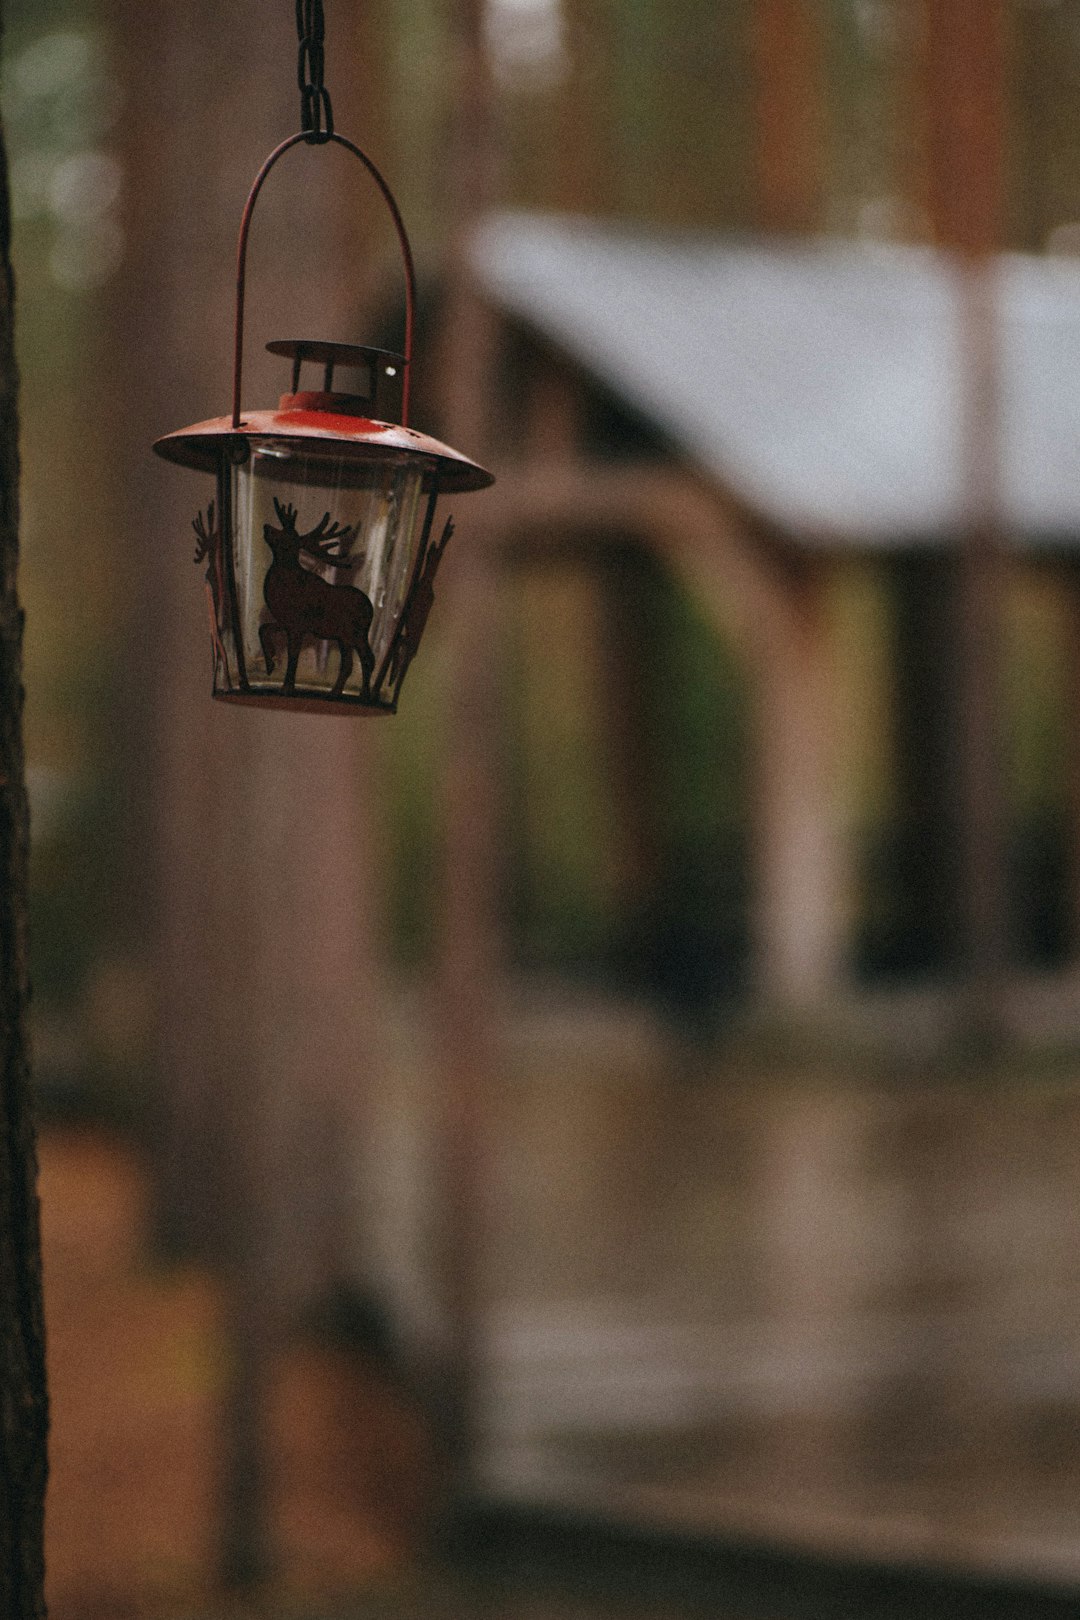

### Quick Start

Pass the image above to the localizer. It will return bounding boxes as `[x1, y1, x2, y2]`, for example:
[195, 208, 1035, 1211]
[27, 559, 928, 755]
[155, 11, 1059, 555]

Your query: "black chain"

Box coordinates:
[296, 0, 334, 141]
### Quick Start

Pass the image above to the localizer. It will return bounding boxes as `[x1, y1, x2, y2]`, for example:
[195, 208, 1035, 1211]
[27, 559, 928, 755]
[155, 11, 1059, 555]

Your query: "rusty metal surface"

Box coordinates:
[212, 689, 397, 715]
[155, 411, 493, 492]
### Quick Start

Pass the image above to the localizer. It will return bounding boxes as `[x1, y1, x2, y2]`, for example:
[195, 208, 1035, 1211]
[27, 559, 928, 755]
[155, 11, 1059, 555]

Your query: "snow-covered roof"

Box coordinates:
[471, 212, 1080, 547]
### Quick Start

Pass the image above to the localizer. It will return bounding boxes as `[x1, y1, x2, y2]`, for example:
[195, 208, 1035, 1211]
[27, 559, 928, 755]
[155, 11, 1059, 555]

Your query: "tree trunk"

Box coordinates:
[920, 0, 1009, 1040]
[0, 44, 50, 1620]
[432, 0, 501, 1482]
[749, 0, 824, 235]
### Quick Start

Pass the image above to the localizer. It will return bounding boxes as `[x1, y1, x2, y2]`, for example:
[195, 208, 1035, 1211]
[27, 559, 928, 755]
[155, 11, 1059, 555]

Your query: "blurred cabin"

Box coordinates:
[445, 212, 1080, 1024]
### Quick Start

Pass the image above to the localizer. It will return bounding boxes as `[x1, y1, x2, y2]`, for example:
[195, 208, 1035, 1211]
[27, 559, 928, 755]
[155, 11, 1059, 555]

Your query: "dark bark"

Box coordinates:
[432, 0, 500, 1480]
[0, 32, 50, 1620]
[921, 0, 1010, 1041]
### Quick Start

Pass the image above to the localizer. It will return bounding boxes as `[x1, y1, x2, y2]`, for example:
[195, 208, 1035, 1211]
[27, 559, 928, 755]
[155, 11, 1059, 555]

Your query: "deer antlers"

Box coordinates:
[192, 501, 217, 565]
[301, 511, 359, 566]
[270, 496, 358, 568]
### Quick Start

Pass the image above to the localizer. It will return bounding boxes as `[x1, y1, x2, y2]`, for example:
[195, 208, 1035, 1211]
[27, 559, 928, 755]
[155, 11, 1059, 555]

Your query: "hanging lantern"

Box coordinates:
[153, 124, 492, 715]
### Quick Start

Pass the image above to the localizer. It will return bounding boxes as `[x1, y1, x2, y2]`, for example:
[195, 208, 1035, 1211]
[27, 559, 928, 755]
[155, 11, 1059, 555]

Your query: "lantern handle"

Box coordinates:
[232, 130, 417, 430]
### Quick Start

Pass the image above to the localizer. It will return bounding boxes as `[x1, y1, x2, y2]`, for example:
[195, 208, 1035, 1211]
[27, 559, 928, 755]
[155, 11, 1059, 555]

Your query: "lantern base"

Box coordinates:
[213, 688, 397, 716]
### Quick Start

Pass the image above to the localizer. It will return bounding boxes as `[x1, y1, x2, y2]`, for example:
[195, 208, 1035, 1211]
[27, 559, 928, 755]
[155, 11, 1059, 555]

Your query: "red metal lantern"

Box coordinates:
[154, 132, 493, 715]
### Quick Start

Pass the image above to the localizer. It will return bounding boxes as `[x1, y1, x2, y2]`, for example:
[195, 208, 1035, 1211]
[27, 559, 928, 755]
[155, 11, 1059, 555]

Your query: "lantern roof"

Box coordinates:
[153, 411, 493, 492]
[153, 339, 494, 493]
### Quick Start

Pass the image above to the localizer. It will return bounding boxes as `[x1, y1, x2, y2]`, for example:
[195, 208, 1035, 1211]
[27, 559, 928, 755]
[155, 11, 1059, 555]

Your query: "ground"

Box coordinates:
[39, 1125, 669, 1620]
[40, 1125, 434, 1619]
[35, 1116, 1080, 1620]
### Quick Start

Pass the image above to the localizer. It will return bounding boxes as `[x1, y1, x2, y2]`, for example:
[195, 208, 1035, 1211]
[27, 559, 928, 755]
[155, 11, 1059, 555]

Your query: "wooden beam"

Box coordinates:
[483, 463, 847, 1005]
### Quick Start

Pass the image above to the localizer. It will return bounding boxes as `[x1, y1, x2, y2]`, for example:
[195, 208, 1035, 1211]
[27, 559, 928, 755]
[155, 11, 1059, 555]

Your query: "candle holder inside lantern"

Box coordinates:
[154, 132, 493, 715]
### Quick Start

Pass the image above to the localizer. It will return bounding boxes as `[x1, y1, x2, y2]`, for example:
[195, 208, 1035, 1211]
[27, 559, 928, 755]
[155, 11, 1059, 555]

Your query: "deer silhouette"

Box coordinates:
[383, 516, 454, 697]
[193, 502, 231, 688]
[259, 497, 374, 700]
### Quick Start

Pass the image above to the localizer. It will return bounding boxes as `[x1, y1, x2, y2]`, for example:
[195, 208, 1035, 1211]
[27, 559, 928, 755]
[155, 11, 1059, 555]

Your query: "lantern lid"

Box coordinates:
[268, 339, 407, 421]
[152, 339, 494, 493]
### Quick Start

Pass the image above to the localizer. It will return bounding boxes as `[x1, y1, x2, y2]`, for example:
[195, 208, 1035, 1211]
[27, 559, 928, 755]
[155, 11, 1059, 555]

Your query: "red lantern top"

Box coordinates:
[154, 339, 493, 494]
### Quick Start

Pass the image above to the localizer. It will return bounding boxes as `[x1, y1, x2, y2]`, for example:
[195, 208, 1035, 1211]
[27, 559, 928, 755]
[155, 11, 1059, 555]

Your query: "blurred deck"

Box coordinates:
[463, 989, 1080, 1595]
[38, 1103, 1080, 1619]
[40, 1126, 432, 1618]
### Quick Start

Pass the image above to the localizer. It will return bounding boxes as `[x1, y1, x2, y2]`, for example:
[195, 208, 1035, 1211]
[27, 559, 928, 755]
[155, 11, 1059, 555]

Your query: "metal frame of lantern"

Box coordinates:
[154, 130, 493, 715]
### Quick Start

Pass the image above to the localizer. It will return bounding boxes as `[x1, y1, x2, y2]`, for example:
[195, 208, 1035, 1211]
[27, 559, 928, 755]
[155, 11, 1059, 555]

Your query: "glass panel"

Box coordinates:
[226, 439, 430, 706]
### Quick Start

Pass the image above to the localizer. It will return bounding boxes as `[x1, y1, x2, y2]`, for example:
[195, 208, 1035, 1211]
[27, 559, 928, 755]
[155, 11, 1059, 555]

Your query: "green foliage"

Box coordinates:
[502, 546, 749, 1012]
[502, 560, 622, 972]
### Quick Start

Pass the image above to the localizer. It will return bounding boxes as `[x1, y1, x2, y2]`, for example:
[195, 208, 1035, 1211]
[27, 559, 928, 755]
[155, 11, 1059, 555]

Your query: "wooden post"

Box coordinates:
[0, 72, 49, 1620]
[920, 0, 1009, 1039]
[1063, 570, 1080, 960]
[752, 566, 845, 1006]
[891, 556, 958, 973]
[746, 0, 844, 1005]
